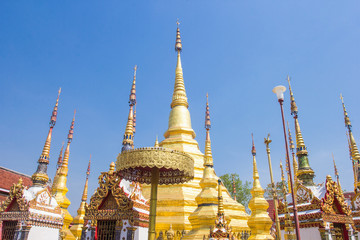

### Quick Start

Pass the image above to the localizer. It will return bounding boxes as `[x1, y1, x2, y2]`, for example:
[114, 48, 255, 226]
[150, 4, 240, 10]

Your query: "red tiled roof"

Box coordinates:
[0, 166, 32, 191]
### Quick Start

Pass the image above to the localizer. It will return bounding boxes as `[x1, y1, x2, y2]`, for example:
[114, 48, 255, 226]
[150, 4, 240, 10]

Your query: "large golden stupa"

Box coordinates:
[142, 23, 249, 236]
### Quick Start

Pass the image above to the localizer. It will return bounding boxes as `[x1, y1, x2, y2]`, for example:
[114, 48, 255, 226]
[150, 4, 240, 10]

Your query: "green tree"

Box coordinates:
[264, 181, 287, 199]
[220, 173, 252, 214]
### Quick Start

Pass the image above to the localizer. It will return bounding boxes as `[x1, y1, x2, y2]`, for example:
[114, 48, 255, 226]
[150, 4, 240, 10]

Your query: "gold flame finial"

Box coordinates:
[171, 21, 188, 109]
[32, 89, 61, 186]
[204, 94, 213, 167]
[341, 94, 352, 128]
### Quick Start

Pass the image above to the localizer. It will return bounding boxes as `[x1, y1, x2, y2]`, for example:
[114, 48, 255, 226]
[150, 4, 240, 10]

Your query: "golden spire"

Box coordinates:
[287, 121, 298, 191]
[56, 141, 65, 170]
[70, 156, 91, 239]
[288, 77, 315, 186]
[204, 93, 213, 167]
[32, 88, 61, 186]
[122, 66, 137, 152]
[171, 20, 188, 109]
[154, 136, 159, 148]
[52, 110, 76, 240]
[132, 66, 137, 134]
[248, 134, 274, 240]
[332, 153, 342, 193]
[62, 110, 76, 167]
[82, 155, 91, 201]
[347, 131, 358, 188]
[340, 94, 360, 191]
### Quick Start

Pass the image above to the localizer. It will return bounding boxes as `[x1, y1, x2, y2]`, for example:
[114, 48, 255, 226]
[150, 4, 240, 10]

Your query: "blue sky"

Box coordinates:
[1, 1, 360, 215]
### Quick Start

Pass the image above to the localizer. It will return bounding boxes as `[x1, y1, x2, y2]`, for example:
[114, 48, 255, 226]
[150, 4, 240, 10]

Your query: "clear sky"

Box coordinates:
[1, 1, 360, 215]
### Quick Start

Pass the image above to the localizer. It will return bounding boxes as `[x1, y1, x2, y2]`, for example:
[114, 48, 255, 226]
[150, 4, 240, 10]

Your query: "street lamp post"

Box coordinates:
[272, 85, 301, 240]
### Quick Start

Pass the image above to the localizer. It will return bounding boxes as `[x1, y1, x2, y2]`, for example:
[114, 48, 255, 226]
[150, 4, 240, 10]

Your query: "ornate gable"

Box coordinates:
[321, 176, 351, 216]
[0, 178, 29, 213]
[85, 171, 134, 223]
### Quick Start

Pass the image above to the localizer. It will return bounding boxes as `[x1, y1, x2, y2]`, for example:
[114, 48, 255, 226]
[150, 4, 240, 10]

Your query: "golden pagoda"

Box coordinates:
[52, 111, 76, 240]
[70, 156, 91, 239]
[184, 94, 231, 239]
[142, 22, 249, 236]
[247, 135, 274, 240]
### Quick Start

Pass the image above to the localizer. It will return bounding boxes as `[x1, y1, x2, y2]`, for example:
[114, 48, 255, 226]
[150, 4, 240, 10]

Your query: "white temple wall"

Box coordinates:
[134, 226, 148, 240]
[27, 226, 59, 240]
[281, 227, 321, 240]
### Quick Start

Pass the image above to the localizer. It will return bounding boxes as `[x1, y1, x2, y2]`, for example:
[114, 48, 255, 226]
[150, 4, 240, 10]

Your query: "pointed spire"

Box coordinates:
[171, 20, 188, 109]
[347, 131, 358, 188]
[251, 133, 256, 156]
[251, 134, 260, 185]
[132, 66, 137, 134]
[62, 110, 76, 167]
[133, 106, 137, 134]
[288, 122, 298, 189]
[51, 110, 76, 240]
[56, 141, 65, 170]
[82, 155, 91, 201]
[122, 67, 137, 152]
[248, 134, 273, 239]
[217, 179, 224, 216]
[70, 155, 91, 239]
[154, 136, 159, 148]
[32, 88, 61, 186]
[340, 95, 360, 191]
[204, 93, 213, 167]
[288, 77, 314, 186]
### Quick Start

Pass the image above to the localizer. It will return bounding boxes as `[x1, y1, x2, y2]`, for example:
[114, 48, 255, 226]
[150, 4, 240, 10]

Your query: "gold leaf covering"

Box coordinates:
[117, 147, 194, 185]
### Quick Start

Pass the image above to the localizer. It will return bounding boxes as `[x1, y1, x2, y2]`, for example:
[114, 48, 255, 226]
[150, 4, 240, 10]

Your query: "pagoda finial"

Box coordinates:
[62, 110, 76, 167]
[340, 94, 352, 129]
[288, 78, 315, 186]
[154, 136, 159, 148]
[133, 106, 137, 134]
[109, 162, 115, 175]
[122, 68, 137, 152]
[82, 155, 91, 201]
[175, 19, 182, 52]
[204, 94, 213, 167]
[32, 88, 61, 186]
[171, 20, 188, 109]
[332, 153, 343, 194]
[251, 133, 256, 156]
[56, 141, 65, 170]
[340, 96, 360, 191]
